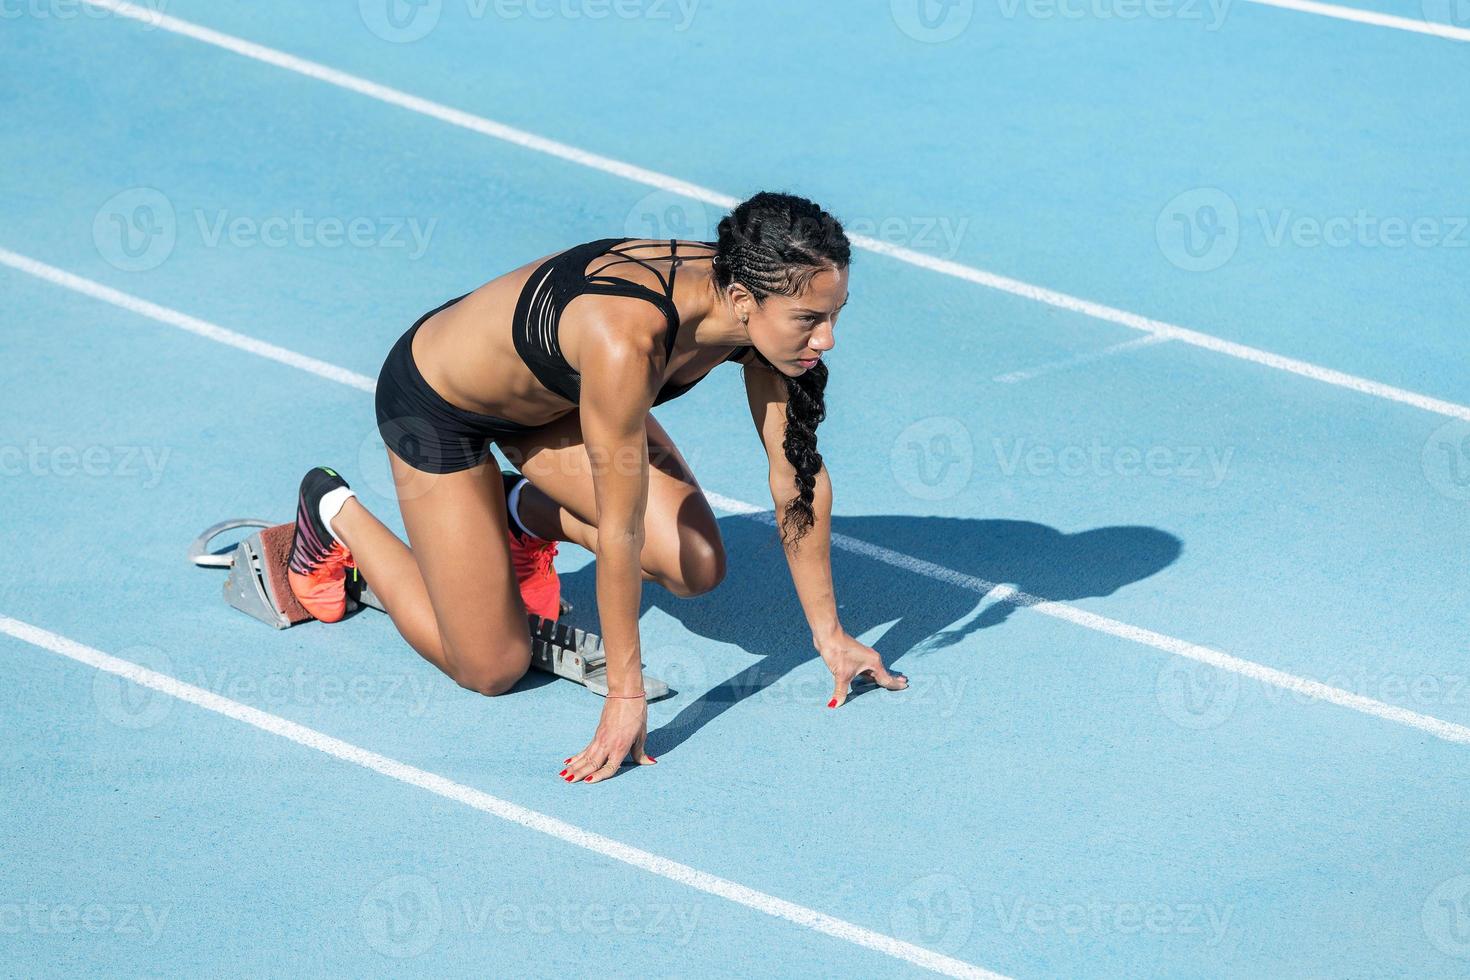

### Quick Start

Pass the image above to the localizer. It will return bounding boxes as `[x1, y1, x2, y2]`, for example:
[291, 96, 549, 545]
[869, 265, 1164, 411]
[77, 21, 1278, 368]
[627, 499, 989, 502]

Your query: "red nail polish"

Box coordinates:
[583, 775, 593, 782]
[647, 756, 657, 763]
[564, 758, 572, 764]
[827, 698, 838, 708]
[559, 769, 567, 776]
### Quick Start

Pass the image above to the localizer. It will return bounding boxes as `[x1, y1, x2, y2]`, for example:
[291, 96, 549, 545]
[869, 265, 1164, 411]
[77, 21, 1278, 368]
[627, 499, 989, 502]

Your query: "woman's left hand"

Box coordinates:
[816, 630, 908, 708]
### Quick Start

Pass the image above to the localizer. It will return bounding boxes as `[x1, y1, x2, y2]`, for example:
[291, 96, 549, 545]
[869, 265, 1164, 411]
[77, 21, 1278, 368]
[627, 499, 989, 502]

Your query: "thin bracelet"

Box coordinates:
[606, 691, 646, 699]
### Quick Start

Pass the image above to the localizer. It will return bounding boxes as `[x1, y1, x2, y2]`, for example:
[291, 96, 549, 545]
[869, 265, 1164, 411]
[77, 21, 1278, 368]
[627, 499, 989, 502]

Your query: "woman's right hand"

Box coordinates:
[561, 694, 656, 783]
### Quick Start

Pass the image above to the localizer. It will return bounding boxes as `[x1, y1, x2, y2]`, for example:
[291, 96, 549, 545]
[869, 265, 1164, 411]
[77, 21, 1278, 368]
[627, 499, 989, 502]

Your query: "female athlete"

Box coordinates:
[284, 191, 907, 784]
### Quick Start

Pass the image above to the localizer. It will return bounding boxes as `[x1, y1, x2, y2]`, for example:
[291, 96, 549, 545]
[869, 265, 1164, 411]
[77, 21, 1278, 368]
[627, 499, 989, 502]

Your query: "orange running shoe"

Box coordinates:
[502, 471, 561, 621]
[287, 466, 357, 624]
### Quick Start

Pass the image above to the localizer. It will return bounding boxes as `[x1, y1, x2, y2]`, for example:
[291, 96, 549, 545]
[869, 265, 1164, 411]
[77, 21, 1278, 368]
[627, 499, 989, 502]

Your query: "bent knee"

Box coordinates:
[671, 539, 727, 597]
[450, 641, 531, 697]
[457, 664, 529, 697]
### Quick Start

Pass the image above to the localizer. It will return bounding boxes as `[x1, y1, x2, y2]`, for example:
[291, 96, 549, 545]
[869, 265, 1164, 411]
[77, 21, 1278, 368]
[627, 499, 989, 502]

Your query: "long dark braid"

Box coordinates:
[710, 192, 850, 548]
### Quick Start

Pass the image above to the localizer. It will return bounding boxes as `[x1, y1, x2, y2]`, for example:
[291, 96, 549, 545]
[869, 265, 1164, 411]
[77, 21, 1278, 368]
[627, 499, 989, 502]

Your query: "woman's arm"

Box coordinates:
[561, 308, 663, 781]
[742, 360, 908, 706]
[744, 358, 840, 641]
[771, 462, 840, 644]
[578, 321, 660, 698]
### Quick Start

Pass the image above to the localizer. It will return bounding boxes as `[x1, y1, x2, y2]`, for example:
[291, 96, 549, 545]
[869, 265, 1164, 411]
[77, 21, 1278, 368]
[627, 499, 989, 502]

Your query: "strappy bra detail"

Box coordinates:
[511, 238, 752, 407]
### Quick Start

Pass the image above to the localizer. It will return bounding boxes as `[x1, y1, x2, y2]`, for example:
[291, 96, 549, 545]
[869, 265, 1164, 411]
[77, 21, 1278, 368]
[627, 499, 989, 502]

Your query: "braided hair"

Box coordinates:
[710, 192, 851, 548]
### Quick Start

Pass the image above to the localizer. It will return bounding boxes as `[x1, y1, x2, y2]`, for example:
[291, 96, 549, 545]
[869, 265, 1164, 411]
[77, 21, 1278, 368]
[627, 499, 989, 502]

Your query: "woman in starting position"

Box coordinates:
[284, 191, 907, 783]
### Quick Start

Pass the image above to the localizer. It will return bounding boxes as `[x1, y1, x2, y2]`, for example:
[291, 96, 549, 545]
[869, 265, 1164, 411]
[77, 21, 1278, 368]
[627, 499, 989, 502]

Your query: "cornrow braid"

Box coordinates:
[712, 192, 850, 548]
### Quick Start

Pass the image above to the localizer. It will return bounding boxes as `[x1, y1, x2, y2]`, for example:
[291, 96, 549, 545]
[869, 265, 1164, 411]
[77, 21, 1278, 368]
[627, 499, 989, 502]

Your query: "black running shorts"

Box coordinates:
[374, 294, 540, 474]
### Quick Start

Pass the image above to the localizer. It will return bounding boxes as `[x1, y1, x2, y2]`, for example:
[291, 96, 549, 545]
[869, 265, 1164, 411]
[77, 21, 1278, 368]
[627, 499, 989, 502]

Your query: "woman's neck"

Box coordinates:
[676, 263, 750, 351]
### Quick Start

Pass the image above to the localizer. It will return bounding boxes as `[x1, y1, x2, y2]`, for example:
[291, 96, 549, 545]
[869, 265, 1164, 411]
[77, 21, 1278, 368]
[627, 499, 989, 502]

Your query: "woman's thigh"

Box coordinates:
[496, 411, 727, 595]
[388, 448, 531, 691]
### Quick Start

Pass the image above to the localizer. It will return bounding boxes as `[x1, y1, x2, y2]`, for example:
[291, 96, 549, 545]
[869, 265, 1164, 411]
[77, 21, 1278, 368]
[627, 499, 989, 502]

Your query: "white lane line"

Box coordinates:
[0, 248, 376, 392]
[1242, 0, 1470, 41]
[7, 248, 1470, 748]
[76, 0, 1470, 424]
[0, 615, 1006, 980]
[859, 237, 1470, 420]
[993, 335, 1173, 384]
[728, 506, 1470, 745]
[81, 0, 736, 209]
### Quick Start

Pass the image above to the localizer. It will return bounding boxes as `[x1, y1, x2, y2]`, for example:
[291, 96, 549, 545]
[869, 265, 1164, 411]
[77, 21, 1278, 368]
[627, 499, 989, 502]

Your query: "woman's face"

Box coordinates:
[742, 264, 850, 377]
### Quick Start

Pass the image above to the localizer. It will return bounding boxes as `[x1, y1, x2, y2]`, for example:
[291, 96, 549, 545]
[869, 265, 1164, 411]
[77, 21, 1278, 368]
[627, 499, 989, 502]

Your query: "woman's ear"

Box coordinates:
[727, 282, 757, 324]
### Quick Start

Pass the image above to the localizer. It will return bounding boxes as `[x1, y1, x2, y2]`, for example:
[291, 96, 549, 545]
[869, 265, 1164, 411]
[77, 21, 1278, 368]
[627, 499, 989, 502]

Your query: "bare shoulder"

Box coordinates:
[562, 293, 669, 368]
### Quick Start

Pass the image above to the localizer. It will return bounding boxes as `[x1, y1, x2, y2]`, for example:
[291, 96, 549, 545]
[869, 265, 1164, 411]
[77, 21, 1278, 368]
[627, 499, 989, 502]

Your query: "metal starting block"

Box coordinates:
[188, 518, 669, 700]
[523, 614, 668, 700]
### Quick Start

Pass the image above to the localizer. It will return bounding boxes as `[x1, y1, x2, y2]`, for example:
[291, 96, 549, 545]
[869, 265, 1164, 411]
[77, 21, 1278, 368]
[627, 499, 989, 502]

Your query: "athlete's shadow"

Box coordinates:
[557, 515, 1181, 756]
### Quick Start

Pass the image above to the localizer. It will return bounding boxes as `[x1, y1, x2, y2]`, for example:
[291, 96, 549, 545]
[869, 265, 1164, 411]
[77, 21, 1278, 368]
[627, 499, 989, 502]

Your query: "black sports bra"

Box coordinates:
[511, 238, 752, 407]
